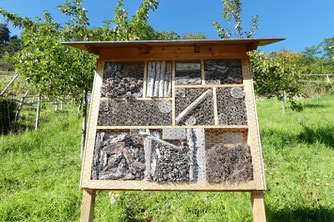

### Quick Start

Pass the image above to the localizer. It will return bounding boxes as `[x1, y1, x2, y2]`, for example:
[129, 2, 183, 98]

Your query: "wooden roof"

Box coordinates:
[62, 37, 285, 54]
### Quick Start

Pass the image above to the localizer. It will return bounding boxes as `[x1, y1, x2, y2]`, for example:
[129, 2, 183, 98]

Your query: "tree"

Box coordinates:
[0, 24, 10, 43]
[182, 33, 208, 40]
[213, 0, 259, 39]
[0, 0, 180, 156]
[249, 50, 301, 113]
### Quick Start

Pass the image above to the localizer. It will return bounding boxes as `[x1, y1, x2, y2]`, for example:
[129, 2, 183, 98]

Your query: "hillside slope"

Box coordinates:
[1, 96, 333, 221]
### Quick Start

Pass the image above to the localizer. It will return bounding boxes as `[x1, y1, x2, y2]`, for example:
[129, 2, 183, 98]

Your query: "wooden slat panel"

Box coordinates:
[100, 45, 247, 60]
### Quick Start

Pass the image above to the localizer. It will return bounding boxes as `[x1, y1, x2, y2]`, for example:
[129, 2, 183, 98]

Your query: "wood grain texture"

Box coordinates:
[242, 58, 266, 190]
[80, 189, 96, 222]
[251, 191, 267, 222]
[99, 45, 247, 60]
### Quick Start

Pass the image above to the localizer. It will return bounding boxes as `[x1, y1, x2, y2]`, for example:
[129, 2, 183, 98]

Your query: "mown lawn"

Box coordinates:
[0, 95, 333, 221]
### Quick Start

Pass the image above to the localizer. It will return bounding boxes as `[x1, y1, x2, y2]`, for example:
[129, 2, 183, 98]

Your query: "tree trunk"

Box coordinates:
[0, 73, 19, 96]
[60, 101, 63, 110]
[80, 90, 88, 159]
[281, 91, 286, 114]
[35, 95, 41, 130]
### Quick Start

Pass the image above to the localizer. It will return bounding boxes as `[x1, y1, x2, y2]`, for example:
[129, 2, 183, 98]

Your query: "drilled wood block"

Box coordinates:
[98, 100, 172, 126]
[216, 87, 247, 125]
[175, 88, 215, 125]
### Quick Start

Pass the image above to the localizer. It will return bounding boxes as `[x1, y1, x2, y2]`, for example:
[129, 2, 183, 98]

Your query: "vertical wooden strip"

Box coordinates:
[159, 61, 166, 97]
[166, 61, 172, 97]
[146, 62, 154, 97]
[212, 87, 219, 125]
[144, 128, 152, 180]
[201, 59, 205, 85]
[143, 61, 148, 98]
[242, 57, 265, 190]
[81, 60, 104, 187]
[251, 191, 266, 222]
[154, 61, 161, 97]
[80, 189, 96, 222]
[35, 95, 41, 130]
[172, 60, 176, 126]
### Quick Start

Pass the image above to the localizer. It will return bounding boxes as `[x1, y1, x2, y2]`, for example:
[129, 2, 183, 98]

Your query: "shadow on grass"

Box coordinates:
[297, 125, 334, 148]
[261, 125, 334, 149]
[302, 104, 328, 109]
[267, 206, 334, 222]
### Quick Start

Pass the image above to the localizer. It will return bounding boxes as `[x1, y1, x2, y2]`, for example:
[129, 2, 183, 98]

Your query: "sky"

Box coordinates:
[1, 0, 334, 52]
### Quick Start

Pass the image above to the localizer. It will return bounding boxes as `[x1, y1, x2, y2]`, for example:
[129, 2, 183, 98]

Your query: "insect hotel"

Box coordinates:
[63, 37, 284, 222]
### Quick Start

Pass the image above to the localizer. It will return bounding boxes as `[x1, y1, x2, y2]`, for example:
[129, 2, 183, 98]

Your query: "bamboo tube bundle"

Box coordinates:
[146, 61, 172, 98]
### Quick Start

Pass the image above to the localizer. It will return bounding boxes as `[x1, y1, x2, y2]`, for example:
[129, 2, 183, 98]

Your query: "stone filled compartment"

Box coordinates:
[98, 100, 172, 126]
[216, 87, 247, 125]
[205, 128, 253, 183]
[101, 62, 144, 98]
[175, 61, 202, 85]
[204, 59, 242, 84]
[175, 88, 215, 126]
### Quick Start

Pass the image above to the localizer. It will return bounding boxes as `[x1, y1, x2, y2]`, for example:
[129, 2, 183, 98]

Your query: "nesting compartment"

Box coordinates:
[204, 60, 243, 84]
[98, 100, 172, 126]
[175, 88, 215, 125]
[101, 62, 144, 98]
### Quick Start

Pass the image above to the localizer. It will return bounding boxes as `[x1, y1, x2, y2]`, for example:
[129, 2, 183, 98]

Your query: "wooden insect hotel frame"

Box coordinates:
[63, 38, 284, 222]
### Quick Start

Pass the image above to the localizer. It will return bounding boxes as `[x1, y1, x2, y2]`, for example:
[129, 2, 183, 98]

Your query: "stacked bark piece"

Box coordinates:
[91, 131, 146, 180]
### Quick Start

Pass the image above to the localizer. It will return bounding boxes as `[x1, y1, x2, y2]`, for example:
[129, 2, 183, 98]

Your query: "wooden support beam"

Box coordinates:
[246, 42, 259, 52]
[85, 45, 100, 55]
[80, 189, 96, 222]
[251, 191, 266, 222]
[194, 44, 201, 53]
[139, 46, 151, 55]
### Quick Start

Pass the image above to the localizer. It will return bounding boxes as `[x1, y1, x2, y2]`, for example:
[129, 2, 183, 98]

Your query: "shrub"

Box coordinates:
[0, 97, 18, 134]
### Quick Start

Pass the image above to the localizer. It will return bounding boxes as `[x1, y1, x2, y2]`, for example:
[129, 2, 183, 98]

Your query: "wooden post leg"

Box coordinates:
[80, 189, 96, 222]
[251, 191, 266, 222]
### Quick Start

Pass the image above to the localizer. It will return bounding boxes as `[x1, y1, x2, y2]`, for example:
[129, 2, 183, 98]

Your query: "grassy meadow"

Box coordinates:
[0, 95, 334, 221]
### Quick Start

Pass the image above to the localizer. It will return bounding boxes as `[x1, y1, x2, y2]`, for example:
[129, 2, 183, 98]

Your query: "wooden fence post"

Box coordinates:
[35, 95, 41, 130]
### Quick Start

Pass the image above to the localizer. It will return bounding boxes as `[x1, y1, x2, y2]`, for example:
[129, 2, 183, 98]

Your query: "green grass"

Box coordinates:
[1, 95, 334, 221]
